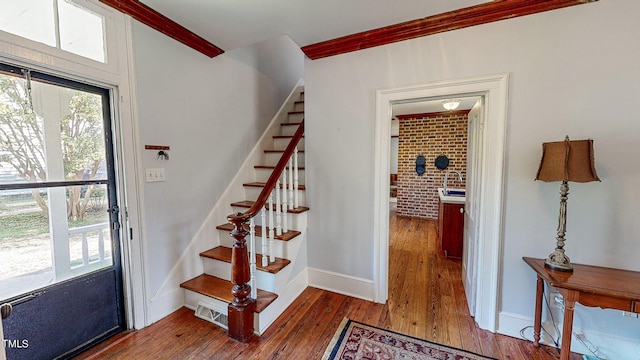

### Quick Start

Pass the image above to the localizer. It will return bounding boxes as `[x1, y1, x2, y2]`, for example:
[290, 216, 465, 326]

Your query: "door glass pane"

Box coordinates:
[0, 189, 52, 300]
[58, 0, 106, 63]
[0, 185, 112, 301]
[0, 68, 113, 302]
[0, 0, 56, 47]
[0, 71, 107, 184]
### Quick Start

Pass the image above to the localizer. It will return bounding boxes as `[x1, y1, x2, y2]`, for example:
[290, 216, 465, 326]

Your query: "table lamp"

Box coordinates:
[535, 136, 600, 272]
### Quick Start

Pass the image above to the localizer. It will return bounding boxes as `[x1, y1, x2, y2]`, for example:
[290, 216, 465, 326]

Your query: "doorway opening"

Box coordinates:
[373, 73, 509, 332]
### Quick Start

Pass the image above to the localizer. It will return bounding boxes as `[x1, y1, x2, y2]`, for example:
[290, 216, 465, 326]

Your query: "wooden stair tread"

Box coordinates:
[230, 200, 309, 214]
[280, 122, 303, 126]
[180, 274, 277, 313]
[287, 111, 304, 115]
[200, 246, 291, 274]
[243, 182, 305, 190]
[255, 165, 305, 170]
[216, 222, 301, 241]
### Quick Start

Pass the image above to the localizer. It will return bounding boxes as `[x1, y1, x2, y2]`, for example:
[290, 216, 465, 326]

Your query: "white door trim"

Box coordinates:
[373, 73, 509, 331]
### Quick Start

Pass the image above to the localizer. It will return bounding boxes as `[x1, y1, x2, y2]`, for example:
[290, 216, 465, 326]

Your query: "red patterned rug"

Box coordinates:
[322, 318, 497, 360]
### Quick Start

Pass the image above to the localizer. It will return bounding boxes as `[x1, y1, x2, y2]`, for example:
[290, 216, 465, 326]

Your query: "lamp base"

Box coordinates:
[544, 251, 573, 272]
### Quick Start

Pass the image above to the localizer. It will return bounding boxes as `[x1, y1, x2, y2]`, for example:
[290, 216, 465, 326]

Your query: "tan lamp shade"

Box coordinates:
[535, 137, 600, 183]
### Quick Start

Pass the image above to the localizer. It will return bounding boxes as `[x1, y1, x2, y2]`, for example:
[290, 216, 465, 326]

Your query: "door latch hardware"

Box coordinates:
[1, 303, 12, 319]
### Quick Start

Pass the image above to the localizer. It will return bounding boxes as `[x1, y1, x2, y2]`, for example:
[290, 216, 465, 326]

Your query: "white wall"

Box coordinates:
[390, 120, 399, 174]
[131, 24, 303, 303]
[304, 0, 640, 357]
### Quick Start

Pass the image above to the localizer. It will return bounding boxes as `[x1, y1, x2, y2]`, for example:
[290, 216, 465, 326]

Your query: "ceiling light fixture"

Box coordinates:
[442, 99, 462, 110]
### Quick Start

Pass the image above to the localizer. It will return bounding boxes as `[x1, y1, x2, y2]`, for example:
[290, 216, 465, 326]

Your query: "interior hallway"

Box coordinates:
[75, 213, 579, 359]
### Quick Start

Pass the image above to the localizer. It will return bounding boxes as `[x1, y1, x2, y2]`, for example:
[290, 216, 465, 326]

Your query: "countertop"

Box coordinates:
[438, 187, 466, 204]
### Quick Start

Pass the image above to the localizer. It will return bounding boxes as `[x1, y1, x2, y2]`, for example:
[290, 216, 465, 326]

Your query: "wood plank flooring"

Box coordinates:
[75, 213, 580, 359]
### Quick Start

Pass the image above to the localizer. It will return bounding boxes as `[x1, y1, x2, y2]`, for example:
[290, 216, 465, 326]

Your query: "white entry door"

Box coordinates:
[462, 99, 484, 316]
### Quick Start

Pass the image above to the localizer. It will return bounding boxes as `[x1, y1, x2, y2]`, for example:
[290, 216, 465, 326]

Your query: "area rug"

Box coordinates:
[322, 318, 497, 360]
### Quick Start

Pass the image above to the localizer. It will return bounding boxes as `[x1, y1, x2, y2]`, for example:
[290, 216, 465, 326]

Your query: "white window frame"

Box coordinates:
[0, 0, 119, 78]
[0, 0, 148, 330]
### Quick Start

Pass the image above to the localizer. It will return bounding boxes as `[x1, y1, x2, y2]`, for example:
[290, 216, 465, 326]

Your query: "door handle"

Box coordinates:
[1, 303, 12, 319]
[460, 207, 464, 214]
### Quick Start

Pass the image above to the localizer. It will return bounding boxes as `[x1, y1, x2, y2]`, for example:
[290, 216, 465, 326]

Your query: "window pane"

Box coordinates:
[58, 0, 106, 63]
[0, 185, 112, 301]
[0, 0, 56, 47]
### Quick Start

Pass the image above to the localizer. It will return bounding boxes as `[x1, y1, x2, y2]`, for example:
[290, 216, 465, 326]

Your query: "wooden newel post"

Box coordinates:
[227, 215, 255, 342]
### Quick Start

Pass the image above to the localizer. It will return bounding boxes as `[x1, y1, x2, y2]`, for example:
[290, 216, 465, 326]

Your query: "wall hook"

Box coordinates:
[157, 150, 169, 160]
[145, 145, 170, 160]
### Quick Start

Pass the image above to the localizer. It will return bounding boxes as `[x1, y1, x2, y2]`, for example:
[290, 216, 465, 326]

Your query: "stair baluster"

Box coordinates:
[275, 178, 282, 236]
[288, 157, 294, 212]
[294, 146, 299, 208]
[261, 207, 268, 267]
[282, 165, 288, 233]
[249, 218, 257, 299]
[268, 192, 275, 264]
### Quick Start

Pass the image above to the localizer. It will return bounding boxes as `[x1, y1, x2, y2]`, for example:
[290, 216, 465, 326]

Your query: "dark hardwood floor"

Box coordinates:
[75, 213, 580, 359]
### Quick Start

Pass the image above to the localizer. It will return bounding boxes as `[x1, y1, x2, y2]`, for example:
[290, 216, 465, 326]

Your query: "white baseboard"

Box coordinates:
[148, 288, 184, 324]
[307, 267, 374, 301]
[256, 269, 309, 334]
[498, 311, 640, 360]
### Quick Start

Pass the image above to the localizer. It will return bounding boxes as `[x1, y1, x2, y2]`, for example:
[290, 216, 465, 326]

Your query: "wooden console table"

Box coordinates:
[523, 257, 640, 360]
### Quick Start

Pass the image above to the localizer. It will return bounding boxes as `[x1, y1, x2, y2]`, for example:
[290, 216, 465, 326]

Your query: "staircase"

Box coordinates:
[180, 86, 307, 341]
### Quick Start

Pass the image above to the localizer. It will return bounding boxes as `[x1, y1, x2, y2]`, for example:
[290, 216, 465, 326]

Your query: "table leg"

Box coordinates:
[533, 275, 543, 346]
[560, 298, 576, 360]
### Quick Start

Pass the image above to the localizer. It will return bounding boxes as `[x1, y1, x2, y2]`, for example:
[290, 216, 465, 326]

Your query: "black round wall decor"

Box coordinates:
[434, 155, 449, 170]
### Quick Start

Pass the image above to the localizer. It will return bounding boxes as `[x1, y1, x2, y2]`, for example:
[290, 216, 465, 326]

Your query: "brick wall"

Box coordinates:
[396, 112, 468, 219]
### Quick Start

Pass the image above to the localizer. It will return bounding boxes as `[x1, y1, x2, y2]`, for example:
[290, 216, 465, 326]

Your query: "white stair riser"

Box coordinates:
[217, 230, 291, 259]
[254, 168, 306, 184]
[223, 212, 305, 229]
[203, 258, 231, 281]
[202, 257, 277, 293]
[273, 137, 305, 150]
[264, 152, 305, 166]
[243, 186, 307, 205]
[184, 289, 228, 313]
[286, 112, 304, 122]
[280, 125, 301, 137]
[293, 102, 304, 112]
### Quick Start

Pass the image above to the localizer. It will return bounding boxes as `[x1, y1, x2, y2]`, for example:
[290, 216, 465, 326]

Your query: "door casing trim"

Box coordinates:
[373, 73, 509, 331]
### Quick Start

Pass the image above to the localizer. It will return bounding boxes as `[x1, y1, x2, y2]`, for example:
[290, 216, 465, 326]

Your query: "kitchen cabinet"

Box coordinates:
[437, 198, 464, 258]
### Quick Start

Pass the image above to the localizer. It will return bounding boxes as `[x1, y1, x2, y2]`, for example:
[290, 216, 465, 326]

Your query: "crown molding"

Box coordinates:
[302, 0, 597, 60]
[100, 0, 224, 58]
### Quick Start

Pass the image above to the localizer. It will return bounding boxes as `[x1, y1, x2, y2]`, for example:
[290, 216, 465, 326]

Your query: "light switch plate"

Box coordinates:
[145, 168, 166, 182]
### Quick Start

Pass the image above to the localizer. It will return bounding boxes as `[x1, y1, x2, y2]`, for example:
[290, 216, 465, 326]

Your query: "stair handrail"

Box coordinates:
[227, 120, 304, 224]
[225, 119, 304, 342]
